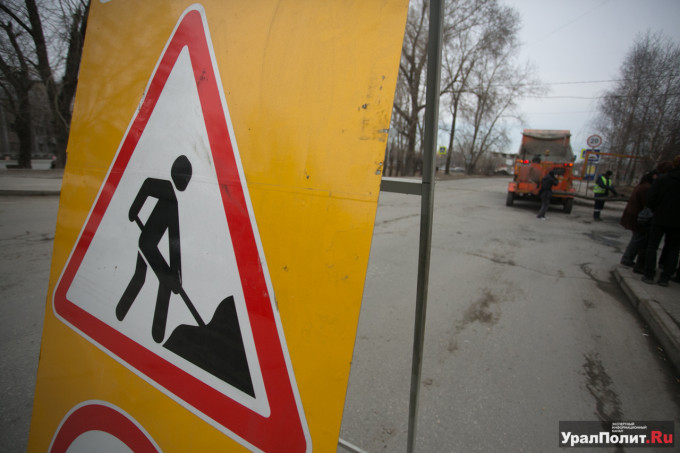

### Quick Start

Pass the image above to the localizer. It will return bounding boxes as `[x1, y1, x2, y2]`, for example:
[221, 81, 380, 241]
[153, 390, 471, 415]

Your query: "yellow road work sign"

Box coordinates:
[29, 1, 407, 452]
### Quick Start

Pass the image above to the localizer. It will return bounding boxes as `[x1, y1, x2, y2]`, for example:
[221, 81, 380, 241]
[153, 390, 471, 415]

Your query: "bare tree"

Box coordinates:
[459, 58, 539, 174]
[391, 0, 429, 176]
[448, 1, 541, 174]
[390, 0, 488, 176]
[440, 0, 507, 174]
[596, 32, 680, 183]
[388, 0, 539, 176]
[0, 0, 88, 168]
[0, 9, 35, 167]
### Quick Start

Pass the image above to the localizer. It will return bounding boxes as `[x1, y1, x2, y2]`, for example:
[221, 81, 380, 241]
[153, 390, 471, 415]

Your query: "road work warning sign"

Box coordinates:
[52, 8, 307, 451]
[29, 1, 407, 451]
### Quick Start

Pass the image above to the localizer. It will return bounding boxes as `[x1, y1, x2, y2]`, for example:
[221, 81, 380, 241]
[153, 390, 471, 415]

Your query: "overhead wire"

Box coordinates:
[529, 0, 611, 45]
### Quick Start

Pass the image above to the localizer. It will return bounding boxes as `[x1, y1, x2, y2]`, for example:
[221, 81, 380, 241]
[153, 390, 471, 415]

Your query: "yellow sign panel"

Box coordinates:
[29, 1, 407, 451]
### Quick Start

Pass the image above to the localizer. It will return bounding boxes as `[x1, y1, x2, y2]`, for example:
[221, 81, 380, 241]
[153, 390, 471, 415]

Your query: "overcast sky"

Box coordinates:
[504, 0, 680, 158]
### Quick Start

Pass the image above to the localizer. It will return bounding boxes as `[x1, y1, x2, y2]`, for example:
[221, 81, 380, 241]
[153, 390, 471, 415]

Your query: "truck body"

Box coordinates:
[506, 129, 576, 213]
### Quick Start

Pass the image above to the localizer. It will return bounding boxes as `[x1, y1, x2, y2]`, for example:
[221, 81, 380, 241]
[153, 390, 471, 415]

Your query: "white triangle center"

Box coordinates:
[65, 46, 269, 416]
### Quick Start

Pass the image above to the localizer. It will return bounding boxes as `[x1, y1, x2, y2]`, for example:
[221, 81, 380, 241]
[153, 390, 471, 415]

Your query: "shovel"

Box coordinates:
[133, 216, 205, 327]
[133, 216, 254, 395]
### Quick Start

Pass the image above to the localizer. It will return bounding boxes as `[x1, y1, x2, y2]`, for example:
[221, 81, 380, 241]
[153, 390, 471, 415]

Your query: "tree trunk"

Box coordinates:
[24, 0, 89, 168]
[404, 118, 418, 176]
[54, 2, 89, 168]
[14, 97, 34, 169]
[444, 99, 459, 174]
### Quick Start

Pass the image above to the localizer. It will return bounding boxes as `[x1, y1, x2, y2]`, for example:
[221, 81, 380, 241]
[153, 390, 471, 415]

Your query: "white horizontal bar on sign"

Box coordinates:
[380, 177, 423, 195]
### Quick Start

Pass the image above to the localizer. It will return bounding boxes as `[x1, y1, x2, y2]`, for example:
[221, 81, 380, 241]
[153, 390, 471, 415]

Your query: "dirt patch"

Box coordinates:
[583, 352, 623, 423]
[447, 289, 501, 353]
[582, 231, 624, 253]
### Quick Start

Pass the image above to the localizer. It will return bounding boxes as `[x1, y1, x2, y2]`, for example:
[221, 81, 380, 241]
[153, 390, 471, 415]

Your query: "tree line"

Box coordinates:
[0, 0, 88, 168]
[386, 0, 543, 177]
[385, 1, 680, 179]
[1, 1, 677, 178]
[595, 31, 680, 184]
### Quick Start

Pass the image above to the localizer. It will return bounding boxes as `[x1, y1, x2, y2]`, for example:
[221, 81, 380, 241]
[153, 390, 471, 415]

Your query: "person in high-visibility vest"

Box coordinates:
[593, 170, 618, 221]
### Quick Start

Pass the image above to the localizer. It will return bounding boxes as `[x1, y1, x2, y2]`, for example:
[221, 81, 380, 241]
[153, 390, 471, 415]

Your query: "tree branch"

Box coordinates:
[0, 4, 32, 34]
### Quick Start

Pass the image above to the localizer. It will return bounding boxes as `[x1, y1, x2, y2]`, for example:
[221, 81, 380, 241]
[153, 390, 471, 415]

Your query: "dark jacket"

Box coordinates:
[539, 173, 558, 194]
[620, 180, 651, 232]
[647, 169, 680, 228]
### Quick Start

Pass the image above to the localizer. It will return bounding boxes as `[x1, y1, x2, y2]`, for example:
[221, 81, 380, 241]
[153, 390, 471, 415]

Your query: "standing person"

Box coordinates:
[537, 170, 558, 220]
[116, 155, 193, 342]
[593, 170, 618, 221]
[654, 161, 673, 268]
[619, 170, 657, 272]
[642, 155, 680, 287]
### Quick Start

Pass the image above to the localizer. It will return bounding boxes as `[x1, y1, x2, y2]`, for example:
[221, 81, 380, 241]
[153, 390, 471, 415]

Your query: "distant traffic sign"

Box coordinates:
[587, 149, 601, 162]
[587, 135, 603, 148]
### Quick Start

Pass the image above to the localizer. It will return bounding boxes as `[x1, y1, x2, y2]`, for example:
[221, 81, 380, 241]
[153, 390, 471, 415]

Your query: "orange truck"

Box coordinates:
[506, 129, 576, 213]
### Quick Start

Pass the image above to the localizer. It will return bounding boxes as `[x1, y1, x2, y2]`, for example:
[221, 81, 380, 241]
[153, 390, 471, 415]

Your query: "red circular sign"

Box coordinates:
[587, 135, 602, 148]
[50, 402, 159, 453]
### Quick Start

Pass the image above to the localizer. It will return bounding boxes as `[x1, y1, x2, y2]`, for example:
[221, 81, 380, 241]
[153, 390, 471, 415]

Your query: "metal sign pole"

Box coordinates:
[406, 0, 444, 452]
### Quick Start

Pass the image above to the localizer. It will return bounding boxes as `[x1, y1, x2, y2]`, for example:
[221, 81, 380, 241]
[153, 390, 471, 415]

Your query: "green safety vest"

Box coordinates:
[593, 175, 610, 195]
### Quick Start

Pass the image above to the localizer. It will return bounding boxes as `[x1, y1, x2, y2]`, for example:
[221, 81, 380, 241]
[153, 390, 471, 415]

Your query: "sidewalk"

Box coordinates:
[2, 169, 679, 376]
[614, 265, 680, 375]
[572, 180, 680, 374]
[0, 168, 63, 195]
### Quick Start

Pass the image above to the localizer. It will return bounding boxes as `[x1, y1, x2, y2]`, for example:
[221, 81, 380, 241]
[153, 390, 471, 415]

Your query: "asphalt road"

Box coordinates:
[1, 178, 678, 452]
[338, 177, 680, 452]
[0, 195, 58, 452]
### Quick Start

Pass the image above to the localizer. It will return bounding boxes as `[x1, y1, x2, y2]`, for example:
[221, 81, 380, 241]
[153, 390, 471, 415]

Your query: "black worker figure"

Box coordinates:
[116, 155, 193, 343]
[115, 155, 254, 396]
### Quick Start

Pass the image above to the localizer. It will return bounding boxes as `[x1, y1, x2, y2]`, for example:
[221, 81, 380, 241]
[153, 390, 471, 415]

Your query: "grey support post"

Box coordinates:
[406, 0, 444, 451]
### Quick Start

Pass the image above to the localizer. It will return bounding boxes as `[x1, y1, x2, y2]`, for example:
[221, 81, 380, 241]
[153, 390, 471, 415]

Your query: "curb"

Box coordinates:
[614, 268, 680, 375]
[639, 299, 680, 375]
[572, 196, 627, 208]
[0, 189, 61, 196]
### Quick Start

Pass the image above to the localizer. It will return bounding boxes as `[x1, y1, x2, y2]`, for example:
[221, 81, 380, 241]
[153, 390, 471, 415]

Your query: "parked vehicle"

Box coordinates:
[506, 129, 576, 213]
